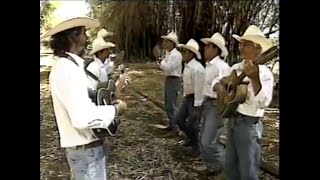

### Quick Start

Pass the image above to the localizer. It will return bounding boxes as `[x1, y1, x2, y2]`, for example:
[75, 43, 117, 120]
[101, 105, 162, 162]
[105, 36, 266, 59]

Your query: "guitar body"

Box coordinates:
[92, 79, 119, 138]
[217, 70, 248, 118]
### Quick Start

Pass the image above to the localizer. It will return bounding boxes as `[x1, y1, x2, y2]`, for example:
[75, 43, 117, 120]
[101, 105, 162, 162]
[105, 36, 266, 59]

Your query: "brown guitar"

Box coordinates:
[216, 46, 279, 118]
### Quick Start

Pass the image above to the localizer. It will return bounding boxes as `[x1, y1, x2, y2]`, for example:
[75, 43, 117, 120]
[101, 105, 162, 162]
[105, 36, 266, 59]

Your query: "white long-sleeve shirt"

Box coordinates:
[49, 52, 116, 147]
[104, 57, 115, 75]
[203, 56, 230, 98]
[160, 48, 182, 77]
[86, 56, 110, 90]
[212, 61, 274, 117]
[183, 59, 206, 107]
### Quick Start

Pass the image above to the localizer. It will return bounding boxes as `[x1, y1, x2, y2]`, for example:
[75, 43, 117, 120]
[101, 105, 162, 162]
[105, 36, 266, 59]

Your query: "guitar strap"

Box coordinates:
[83, 59, 101, 82]
[64, 54, 101, 82]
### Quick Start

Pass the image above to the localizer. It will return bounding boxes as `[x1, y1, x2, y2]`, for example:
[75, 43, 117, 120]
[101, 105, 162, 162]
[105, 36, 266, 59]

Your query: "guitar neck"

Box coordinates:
[236, 46, 279, 83]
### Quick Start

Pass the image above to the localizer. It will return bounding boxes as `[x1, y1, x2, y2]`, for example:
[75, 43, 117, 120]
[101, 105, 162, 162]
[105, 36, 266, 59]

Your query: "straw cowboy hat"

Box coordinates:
[40, 16, 99, 40]
[178, 39, 201, 59]
[232, 25, 273, 54]
[201, 32, 228, 57]
[89, 37, 116, 55]
[97, 29, 115, 38]
[161, 32, 179, 45]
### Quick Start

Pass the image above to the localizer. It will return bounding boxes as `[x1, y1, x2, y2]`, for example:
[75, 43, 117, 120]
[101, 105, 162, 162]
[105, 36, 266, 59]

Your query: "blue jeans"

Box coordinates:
[200, 98, 224, 170]
[164, 76, 181, 128]
[224, 114, 262, 180]
[66, 144, 109, 180]
[175, 95, 200, 147]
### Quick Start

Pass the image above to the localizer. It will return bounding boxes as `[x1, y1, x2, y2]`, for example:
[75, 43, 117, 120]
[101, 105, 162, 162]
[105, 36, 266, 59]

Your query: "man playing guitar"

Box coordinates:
[212, 25, 274, 180]
[41, 17, 127, 180]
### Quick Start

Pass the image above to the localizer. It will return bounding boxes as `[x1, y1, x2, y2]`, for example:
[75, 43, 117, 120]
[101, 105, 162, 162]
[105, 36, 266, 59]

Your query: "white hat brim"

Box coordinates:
[40, 17, 99, 40]
[201, 38, 228, 57]
[178, 44, 201, 59]
[89, 44, 115, 55]
[161, 36, 179, 45]
[98, 30, 115, 38]
[232, 34, 273, 53]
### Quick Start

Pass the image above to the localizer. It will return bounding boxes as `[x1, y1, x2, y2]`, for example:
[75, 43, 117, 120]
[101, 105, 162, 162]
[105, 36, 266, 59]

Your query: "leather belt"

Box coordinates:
[74, 139, 104, 150]
[234, 112, 259, 124]
[184, 93, 194, 99]
[204, 96, 216, 101]
[166, 76, 180, 78]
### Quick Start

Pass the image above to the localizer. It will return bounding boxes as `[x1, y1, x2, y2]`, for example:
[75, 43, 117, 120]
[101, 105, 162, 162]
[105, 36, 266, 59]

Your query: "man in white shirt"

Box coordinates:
[85, 38, 128, 101]
[175, 39, 205, 154]
[154, 32, 182, 132]
[96, 28, 118, 77]
[86, 37, 115, 90]
[41, 17, 127, 180]
[198, 33, 230, 175]
[212, 25, 274, 180]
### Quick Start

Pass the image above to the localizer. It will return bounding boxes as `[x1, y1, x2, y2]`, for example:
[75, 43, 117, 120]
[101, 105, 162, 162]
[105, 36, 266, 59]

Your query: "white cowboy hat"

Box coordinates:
[97, 29, 115, 38]
[232, 25, 273, 54]
[40, 16, 99, 40]
[161, 32, 179, 45]
[178, 39, 201, 59]
[201, 32, 228, 57]
[89, 37, 116, 55]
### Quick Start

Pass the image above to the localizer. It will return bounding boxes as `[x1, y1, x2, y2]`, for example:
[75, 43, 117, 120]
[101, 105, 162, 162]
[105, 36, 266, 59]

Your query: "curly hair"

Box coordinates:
[49, 26, 84, 56]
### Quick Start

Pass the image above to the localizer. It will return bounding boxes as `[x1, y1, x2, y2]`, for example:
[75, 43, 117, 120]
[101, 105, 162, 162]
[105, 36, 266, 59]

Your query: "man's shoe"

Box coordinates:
[162, 125, 175, 131]
[165, 129, 179, 137]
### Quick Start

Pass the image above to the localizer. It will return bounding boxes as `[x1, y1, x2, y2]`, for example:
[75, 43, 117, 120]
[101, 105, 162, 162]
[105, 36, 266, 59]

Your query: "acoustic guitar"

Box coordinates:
[216, 46, 279, 118]
[93, 79, 119, 138]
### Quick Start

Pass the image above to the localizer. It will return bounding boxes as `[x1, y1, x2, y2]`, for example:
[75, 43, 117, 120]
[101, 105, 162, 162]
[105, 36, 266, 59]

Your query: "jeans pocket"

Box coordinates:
[87, 145, 105, 163]
[247, 124, 260, 142]
[66, 148, 82, 161]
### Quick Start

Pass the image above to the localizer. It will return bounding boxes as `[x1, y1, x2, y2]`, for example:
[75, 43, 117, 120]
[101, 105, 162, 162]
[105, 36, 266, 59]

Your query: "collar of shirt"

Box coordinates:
[93, 56, 105, 68]
[166, 48, 177, 55]
[65, 52, 85, 67]
[206, 56, 221, 66]
[186, 58, 197, 67]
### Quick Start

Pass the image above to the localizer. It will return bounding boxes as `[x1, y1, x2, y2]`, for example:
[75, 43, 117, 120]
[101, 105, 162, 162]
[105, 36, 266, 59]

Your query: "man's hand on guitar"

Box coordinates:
[213, 77, 230, 92]
[220, 77, 230, 85]
[244, 60, 259, 80]
[115, 73, 131, 94]
[213, 82, 224, 92]
[244, 60, 262, 95]
[115, 99, 127, 115]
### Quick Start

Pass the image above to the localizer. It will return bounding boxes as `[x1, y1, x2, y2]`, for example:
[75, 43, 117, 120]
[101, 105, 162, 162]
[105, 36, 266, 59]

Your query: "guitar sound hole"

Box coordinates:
[227, 84, 232, 94]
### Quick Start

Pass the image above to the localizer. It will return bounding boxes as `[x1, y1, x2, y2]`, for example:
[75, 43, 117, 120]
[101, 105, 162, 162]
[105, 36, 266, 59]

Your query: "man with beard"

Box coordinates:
[41, 17, 127, 180]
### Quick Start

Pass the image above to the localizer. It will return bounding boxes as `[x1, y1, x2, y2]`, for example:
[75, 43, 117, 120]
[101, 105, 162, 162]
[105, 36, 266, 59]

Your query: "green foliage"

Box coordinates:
[88, 0, 279, 64]
[40, 1, 56, 31]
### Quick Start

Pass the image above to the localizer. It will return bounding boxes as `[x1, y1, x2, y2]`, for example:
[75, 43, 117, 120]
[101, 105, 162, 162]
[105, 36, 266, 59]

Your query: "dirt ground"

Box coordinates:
[40, 63, 279, 180]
